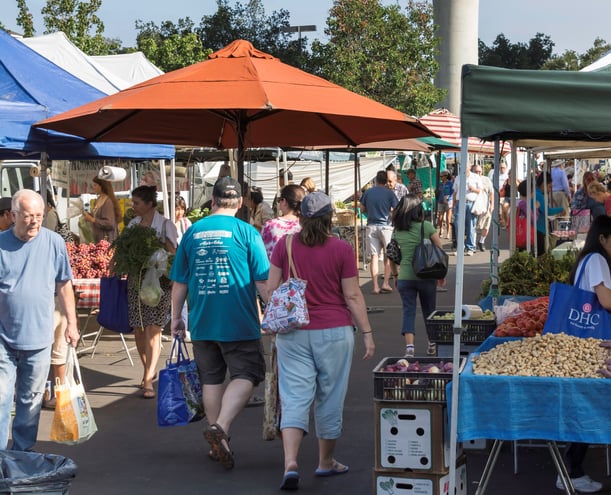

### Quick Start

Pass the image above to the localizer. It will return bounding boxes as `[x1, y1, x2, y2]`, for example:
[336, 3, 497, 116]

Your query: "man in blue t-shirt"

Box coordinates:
[170, 177, 269, 470]
[360, 170, 399, 294]
[0, 190, 79, 451]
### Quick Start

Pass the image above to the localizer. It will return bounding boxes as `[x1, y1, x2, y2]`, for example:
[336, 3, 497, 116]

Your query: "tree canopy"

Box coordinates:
[4, 0, 611, 112]
[479, 32, 611, 71]
[311, 0, 445, 117]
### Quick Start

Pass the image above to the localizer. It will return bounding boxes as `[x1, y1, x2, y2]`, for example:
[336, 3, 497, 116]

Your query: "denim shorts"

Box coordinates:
[192, 339, 266, 387]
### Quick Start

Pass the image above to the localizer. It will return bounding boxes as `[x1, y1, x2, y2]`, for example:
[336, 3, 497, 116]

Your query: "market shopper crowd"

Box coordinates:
[3, 159, 611, 494]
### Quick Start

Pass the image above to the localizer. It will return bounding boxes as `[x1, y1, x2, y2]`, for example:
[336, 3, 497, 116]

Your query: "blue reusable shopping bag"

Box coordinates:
[97, 277, 131, 333]
[157, 338, 204, 427]
[543, 254, 611, 339]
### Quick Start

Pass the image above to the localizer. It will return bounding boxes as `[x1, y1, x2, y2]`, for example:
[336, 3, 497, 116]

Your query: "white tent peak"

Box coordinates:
[17, 31, 130, 94]
[91, 52, 163, 86]
[580, 49, 611, 72]
[16, 31, 163, 94]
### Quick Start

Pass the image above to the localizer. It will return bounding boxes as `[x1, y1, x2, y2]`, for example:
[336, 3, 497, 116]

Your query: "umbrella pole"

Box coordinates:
[324, 151, 330, 195]
[353, 153, 359, 267]
[236, 113, 249, 221]
[160, 159, 169, 218]
[449, 137, 469, 495]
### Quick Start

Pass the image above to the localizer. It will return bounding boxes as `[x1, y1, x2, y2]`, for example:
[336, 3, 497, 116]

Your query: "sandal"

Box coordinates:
[142, 388, 155, 399]
[203, 423, 234, 469]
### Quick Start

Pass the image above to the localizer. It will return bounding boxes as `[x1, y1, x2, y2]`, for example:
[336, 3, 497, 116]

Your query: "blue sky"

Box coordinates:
[3, 0, 611, 54]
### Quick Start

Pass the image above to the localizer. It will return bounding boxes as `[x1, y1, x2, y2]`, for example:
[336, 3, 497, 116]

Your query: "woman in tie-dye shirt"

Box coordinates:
[261, 184, 306, 259]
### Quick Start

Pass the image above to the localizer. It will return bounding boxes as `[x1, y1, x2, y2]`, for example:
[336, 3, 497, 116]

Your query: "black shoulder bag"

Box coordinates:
[412, 222, 448, 279]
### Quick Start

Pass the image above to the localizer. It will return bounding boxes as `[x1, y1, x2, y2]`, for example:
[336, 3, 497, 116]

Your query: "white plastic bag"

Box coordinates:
[140, 266, 163, 307]
[494, 299, 523, 325]
[139, 249, 169, 306]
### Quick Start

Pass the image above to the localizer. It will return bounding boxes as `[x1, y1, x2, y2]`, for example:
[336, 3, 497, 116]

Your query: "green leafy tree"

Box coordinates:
[135, 17, 209, 72]
[135, 0, 308, 71]
[40, 0, 121, 55]
[541, 50, 581, 70]
[310, 0, 444, 117]
[479, 32, 553, 69]
[198, 0, 306, 67]
[16, 0, 35, 37]
[579, 37, 611, 68]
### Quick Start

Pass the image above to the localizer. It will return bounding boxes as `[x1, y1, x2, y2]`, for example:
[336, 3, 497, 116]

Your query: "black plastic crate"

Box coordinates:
[373, 356, 464, 403]
[425, 310, 496, 344]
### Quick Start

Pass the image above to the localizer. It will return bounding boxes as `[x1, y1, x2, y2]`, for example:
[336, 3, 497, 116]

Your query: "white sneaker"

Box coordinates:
[465, 250, 474, 257]
[404, 345, 415, 358]
[556, 475, 602, 493]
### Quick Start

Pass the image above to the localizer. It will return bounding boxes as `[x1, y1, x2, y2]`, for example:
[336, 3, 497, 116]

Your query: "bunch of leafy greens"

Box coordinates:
[480, 250, 576, 298]
[111, 224, 165, 279]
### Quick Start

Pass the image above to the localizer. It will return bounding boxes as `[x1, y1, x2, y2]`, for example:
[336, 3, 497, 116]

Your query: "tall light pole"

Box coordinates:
[281, 24, 317, 55]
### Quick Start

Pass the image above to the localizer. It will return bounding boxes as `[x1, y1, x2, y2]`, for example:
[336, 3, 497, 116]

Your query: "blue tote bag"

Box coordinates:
[96, 277, 132, 333]
[543, 254, 611, 339]
[158, 338, 204, 427]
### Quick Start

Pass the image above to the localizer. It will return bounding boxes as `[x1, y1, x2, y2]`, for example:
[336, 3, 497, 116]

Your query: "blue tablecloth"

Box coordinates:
[447, 336, 611, 443]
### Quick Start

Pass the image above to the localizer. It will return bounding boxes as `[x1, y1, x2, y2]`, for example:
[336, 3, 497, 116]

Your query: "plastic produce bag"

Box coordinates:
[139, 249, 170, 307]
[140, 266, 163, 307]
[494, 299, 523, 325]
[78, 215, 94, 244]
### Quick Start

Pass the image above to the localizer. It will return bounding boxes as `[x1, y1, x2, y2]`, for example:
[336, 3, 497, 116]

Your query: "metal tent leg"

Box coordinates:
[548, 441, 575, 495]
[474, 439, 504, 495]
[90, 326, 135, 366]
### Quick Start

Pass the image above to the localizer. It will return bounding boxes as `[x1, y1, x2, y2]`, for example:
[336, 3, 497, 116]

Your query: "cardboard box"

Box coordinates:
[375, 402, 462, 473]
[373, 457, 467, 495]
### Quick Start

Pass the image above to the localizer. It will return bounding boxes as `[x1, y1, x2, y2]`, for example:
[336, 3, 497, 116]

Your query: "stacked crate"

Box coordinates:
[425, 310, 495, 451]
[372, 357, 467, 495]
[425, 310, 496, 358]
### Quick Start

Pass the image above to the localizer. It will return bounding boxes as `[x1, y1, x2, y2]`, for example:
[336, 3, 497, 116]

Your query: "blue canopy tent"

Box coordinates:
[0, 29, 174, 160]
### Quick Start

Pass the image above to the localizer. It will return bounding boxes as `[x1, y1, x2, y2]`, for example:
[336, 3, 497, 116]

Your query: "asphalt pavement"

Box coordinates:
[24, 231, 611, 494]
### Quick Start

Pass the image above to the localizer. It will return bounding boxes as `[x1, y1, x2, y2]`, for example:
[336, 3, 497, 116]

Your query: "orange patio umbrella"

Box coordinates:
[35, 39, 435, 185]
[420, 108, 510, 156]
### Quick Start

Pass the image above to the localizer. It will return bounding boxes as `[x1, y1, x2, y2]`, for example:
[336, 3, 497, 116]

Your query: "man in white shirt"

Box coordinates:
[488, 162, 509, 191]
[452, 163, 483, 255]
[474, 166, 494, 251]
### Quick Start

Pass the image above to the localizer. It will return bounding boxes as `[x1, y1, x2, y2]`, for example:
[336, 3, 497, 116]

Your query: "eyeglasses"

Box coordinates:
[16, 211, 43, 222]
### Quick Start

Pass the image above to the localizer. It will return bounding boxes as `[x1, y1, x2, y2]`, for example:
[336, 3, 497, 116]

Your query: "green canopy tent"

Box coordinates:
[445, 64, 611, 495]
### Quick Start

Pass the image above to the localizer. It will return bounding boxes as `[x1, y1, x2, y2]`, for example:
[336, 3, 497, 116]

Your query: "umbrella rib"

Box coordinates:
[317, 114, 357, 147]
[91, 109, 141, 141]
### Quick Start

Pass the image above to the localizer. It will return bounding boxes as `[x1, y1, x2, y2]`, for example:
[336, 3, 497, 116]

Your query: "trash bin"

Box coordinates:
[0, 450, 77, 494]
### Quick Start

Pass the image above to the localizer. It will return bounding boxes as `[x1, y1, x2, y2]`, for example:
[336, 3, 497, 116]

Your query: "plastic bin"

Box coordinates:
[0, 450, 77, 494]
[425, 310, 496, 344]
[373, 356, 465, 403]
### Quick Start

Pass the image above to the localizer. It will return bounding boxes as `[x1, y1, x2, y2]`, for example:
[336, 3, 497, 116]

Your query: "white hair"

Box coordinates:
[12, 189, 44, 212]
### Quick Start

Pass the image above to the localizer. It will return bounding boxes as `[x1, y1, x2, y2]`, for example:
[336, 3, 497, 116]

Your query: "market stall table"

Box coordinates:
[448, 336, 611, 495]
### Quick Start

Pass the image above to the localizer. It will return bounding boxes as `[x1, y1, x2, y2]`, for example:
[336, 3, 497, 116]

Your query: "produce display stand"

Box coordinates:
[447, 336, 611, 495]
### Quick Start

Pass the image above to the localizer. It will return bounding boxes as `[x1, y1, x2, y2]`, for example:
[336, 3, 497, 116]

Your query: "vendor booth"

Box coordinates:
[442, 65, 611, 495]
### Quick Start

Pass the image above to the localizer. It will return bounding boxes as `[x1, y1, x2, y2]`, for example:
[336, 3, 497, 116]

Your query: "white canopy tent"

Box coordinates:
[91, 52, 163, 86]
[17, 31, 163, 94]
[18, 31, 130, 94]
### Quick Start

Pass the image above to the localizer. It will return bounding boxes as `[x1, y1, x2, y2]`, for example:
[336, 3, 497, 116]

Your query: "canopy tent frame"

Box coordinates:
[446, 63, 611, 495]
